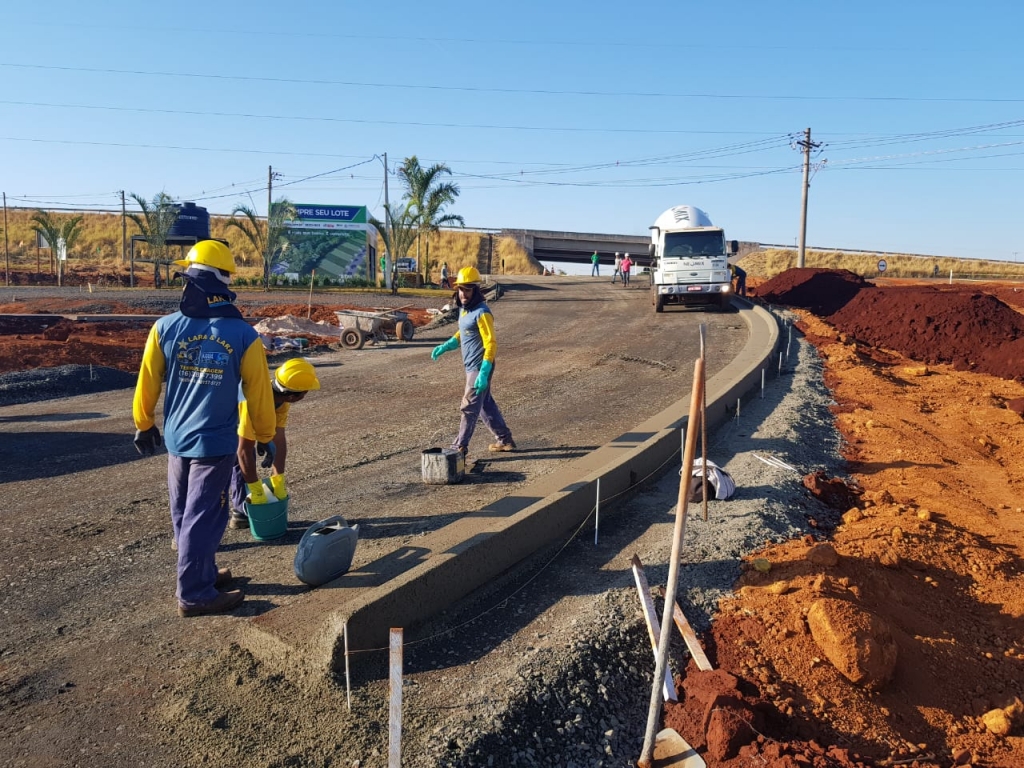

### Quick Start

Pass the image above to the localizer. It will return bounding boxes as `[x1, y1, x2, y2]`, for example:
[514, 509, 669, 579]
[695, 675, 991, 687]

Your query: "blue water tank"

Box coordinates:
[168, 202, 210, 240]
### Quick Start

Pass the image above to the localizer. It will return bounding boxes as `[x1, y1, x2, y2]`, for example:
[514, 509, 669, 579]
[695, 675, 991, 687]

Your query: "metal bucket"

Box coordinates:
[421, 447, 465, 484]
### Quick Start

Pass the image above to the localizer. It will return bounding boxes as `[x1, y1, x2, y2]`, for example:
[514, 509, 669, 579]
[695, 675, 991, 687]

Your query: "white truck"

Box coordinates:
[649, 205, 738, 312]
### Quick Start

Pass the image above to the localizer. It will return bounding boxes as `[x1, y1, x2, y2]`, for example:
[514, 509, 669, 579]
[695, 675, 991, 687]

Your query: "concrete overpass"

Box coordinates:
[501, 228, 762, 268]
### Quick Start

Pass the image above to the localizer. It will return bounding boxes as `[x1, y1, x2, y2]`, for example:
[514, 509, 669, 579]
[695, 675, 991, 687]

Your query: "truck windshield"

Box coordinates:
[663, 232, 725, 258]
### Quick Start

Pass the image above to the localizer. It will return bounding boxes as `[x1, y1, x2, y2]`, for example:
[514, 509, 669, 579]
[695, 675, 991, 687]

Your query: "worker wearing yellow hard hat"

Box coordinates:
[229, 358, 322, 529]
[430, 266, 516, 458]
[132, 240, 276, 618]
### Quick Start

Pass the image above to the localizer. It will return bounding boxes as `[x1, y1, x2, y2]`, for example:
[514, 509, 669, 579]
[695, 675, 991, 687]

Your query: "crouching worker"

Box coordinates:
[229, 358, 321, 529]
[132, 240, 277, 618]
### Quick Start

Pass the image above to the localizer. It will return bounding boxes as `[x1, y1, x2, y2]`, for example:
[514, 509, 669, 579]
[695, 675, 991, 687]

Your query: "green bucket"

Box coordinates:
[244, 484, 289, 541]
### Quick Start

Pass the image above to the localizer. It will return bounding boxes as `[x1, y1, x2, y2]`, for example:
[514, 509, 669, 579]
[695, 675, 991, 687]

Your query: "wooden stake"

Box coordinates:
[388, 628, 403, 768]
[671, 602, 713, 672]
[630, 555, 677, 702]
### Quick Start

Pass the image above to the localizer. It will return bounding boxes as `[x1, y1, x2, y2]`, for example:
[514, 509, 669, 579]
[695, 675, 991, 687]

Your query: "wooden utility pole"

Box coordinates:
[796, 127, 821, 269]
[120, 190, 127, 265]
[3, 192, 9, 287]
[266, 165, 274, 290]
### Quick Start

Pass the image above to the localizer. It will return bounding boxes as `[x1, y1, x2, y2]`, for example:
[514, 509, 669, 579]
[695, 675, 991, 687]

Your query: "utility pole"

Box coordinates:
[796, 127, 821, 269]
[266, 165, 274, 290]
[383, 152, 391, 288]
[3, 192, 9, 287]
[120, 190, 127, 265]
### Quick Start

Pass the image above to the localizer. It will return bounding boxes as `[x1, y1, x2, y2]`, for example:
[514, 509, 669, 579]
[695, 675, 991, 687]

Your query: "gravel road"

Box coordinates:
[0, 278, 842, 767]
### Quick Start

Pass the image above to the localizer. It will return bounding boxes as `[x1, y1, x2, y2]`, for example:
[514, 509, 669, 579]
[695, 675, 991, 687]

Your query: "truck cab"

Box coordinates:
[649, 205, 738, 312]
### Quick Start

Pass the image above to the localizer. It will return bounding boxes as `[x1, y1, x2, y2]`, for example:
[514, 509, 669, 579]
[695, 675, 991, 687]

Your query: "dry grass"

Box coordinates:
[1, 209, 540, 280]
[741, 248, 1024, 281]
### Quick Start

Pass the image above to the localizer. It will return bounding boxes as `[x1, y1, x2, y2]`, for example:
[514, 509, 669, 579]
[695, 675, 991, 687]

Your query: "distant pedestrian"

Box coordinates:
[590, 251, 600, 277]
[440, 261, 451, 290]
[731, 263, 747, 297]
[431, 266, 516, 458]
[621, 253, 633, 286]
[611, 252, 622, 284]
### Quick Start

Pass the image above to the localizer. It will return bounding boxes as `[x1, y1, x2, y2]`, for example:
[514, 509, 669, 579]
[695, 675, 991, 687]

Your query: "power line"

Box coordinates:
[4, 62, 1023, 104]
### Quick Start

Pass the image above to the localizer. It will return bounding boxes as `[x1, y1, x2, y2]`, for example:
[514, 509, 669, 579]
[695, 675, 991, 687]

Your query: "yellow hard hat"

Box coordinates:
[174, 240, 236, 274]
[455, 266, 481, 286]
[274, 358, 320, 392]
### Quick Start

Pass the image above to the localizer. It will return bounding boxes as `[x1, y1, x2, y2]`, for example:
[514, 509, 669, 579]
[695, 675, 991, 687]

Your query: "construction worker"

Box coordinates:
[431, 266, 516, 457]
[229, 358, 321, 529]
[730, 263, 747, 297]
[132, 240, 277, 618]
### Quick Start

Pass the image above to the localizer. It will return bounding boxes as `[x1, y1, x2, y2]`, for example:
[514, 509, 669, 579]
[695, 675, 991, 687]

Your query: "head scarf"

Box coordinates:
[178, 266, 243, 319]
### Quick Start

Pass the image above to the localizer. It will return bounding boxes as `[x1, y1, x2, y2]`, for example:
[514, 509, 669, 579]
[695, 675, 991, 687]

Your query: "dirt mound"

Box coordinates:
[757, 270, 1024, 383]
[753, 268, 870, 316]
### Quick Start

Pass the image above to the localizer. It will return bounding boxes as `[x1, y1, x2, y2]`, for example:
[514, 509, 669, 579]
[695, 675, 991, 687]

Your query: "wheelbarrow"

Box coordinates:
[335, 309, 415, 350]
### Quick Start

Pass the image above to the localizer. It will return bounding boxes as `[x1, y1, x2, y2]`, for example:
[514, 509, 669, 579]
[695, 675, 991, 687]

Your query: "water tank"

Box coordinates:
[168, 202, 210, 240]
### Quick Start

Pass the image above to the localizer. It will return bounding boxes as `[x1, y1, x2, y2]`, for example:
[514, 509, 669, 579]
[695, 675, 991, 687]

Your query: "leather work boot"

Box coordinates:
[488, 440, 517, 453]
[177, 589, 244, 618]
[228, 511, 249, 530]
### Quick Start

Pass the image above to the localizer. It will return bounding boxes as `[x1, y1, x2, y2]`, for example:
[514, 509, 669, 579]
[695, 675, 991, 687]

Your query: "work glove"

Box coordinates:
[474, 359, 494, 395]
[246, 481, 269, 505]
[269, 473, 288, 500]
[133, 426, 162, 456]
[431, 336, 460, 361]
[256, 440, 277, 469]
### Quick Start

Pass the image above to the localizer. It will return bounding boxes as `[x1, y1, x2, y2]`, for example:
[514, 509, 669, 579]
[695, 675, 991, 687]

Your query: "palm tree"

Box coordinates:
[226, 198, 296, 290]
[30, 210, 84, 287]
[127, 192, 178, 283]
[396, 156, 465, 282]
[370, 203, 419, 292]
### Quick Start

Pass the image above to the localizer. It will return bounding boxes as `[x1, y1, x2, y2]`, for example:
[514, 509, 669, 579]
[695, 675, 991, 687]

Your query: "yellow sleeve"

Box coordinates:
[132, 324, 166, 431]
[237, 401, 251, 440]
[478, 311, 497, 363]
[239, 339, 276, 444]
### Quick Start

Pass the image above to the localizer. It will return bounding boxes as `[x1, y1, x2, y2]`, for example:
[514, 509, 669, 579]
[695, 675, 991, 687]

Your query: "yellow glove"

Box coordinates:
[246, 481, 269, 505]
[269, 473, 288, 500]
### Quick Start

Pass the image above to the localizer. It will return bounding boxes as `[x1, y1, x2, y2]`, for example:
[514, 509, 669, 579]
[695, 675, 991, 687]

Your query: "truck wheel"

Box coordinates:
[341, 328, 365, 349]
[654, 294, 664, 313]
[719, 294, 733, 311]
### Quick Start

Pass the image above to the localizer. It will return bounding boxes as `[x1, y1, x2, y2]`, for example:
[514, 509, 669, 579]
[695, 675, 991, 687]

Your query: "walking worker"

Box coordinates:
[430, 266, 516, 457]
[132, 240, 277, 618]
[611, 252, 623, 284]
[440, 261, 451, 290]
[621, 252, 633, 286]
[229, 358, 321, 530]
[590, 251, 600, 277]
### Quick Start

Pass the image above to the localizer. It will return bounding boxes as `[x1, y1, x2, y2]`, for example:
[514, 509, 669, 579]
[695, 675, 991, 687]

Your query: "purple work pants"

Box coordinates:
[452, 368, 512, 452]
[167, 453, 233, 608]
[229, 462, 247, 514]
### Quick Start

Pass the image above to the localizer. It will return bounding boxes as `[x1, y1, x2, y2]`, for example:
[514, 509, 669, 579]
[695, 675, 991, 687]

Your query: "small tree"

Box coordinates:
[370, 203, 418, 291]
[30, 210, 84, 287]
[226, 198, 296, 290]
[396, 156, 465, 282]
[127, 192, 178, 281]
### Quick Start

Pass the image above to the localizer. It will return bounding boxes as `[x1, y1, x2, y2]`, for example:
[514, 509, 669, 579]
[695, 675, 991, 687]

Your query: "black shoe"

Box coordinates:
[177, 589, 244, 618]
[229, 511, 249, 530]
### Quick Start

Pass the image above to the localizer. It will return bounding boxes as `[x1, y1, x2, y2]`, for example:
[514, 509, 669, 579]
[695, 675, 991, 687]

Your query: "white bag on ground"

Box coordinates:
[688, 459, 736, 501]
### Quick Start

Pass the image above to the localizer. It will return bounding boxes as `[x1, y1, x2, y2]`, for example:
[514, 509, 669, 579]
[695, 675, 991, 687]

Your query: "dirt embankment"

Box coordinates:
[684, 270, 1024, 766]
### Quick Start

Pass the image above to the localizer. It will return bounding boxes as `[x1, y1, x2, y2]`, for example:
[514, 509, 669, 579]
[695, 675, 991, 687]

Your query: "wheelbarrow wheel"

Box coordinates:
[396, 320, 415, 341]
[341, 328, 365, 350]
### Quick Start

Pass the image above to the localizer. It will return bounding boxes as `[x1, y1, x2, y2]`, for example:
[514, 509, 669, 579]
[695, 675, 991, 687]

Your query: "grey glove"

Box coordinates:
[133, 426, 162, 456]
[256, 440, 277, 469]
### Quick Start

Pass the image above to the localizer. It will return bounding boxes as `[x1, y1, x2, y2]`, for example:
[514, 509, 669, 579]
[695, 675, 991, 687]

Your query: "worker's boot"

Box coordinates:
[177, 589, 244, 618]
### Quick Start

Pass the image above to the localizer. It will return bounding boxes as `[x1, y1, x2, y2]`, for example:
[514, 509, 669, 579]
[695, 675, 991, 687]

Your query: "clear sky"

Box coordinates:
[3, 1, 1024, 262]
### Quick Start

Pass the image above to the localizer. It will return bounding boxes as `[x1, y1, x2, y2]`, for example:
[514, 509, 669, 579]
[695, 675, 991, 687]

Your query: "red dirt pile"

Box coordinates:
[754, 268, 1024, 382]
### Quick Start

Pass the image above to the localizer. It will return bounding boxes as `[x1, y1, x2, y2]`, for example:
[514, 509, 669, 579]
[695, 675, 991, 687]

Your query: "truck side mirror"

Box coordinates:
[730, 240, 739, 255]
[648, 243, 656, 259]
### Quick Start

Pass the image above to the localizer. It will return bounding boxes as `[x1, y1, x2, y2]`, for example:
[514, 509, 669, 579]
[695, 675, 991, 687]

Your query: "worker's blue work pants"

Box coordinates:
[591, 263, 599, 276]
[452, 369, 512, 452]
[229, 462, 247, 514]
[167, 454, 233, 608]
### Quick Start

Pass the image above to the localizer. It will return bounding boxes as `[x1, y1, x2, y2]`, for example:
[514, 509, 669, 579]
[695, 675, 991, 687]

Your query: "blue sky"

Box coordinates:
[3, 1, 1024, 262]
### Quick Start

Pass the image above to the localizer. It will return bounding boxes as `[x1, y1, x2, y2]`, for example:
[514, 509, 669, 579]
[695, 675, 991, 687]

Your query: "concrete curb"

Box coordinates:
[241, 300, 780, 671]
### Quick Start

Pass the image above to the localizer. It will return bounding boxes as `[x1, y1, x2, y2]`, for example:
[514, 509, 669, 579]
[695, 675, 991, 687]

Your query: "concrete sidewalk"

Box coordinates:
[239, 300, 780, 673]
